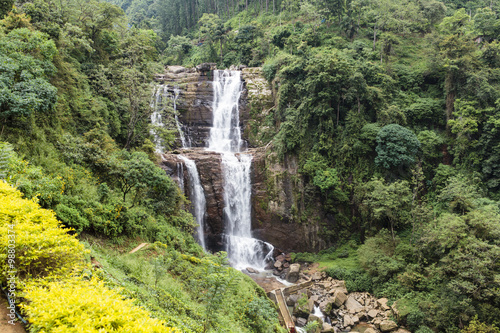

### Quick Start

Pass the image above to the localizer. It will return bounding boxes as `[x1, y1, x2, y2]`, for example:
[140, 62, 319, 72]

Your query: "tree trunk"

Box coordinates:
[373, 24, 377, 51]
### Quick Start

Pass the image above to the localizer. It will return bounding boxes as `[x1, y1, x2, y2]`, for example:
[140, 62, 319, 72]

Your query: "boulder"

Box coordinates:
[365, 328, 378, 333]
[274, 260, 283, 269]
[391, 301, 400, 319]
[287, 294, 299, 306]
[287, 263, 301, 283]
[319, 298, 333, 312]
[322, 323, 336, 333]
[352, 316, 359, 325]
[343, 314, 354, 327]
[308, 313, 323, 326]
[246, 267, 259, 274]
[296, 317, 307, 327]
[380, 320, 398, 332]
[367, 309, 380, 319]
[293, 296, 314, 318]
[345, 296, 363, 313]
[168, 65, 187, 74]
[332, 290, 348, 307]
[377, 298, 391, 311]
[196, 62, 216, 72]
[312, 272, 323, 281]
[310, 295, 320, 305]
[328, 280, 348, 295]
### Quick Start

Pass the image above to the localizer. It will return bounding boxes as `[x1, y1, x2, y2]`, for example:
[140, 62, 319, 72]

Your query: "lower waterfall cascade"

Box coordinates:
[207, 69, 274, 270]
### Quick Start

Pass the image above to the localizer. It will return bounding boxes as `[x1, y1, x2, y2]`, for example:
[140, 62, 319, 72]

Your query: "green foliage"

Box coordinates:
[0, 27, 58, 119]
[358, 229, 405, 281]
[325, 267, 373, 292]
[375, 124, 421, 171]
[357, 177, 412, 238]
[462, 316, 500, 333]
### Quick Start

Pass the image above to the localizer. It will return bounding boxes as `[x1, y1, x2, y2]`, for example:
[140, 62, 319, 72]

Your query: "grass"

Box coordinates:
[292, 240, 362, 271]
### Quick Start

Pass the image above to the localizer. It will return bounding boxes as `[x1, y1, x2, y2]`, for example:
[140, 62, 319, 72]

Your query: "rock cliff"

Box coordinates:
[251, 147, 331, 252]
[161, 149, 225, 251]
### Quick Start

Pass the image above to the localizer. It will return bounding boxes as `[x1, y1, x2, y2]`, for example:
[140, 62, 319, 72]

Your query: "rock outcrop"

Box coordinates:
[251, 147, 331, 252]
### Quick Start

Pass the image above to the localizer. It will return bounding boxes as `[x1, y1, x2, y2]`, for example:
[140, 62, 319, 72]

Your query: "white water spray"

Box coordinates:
[208, 70, 274, 270]
[179, 155, 206, 250]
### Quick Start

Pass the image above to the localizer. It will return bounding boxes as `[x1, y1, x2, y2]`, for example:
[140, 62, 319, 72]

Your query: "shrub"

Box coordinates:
[54, 203, 89, 233]
[461, 316, 500, 333]
[21, 277, 181, 333]
[325, 267, 373, 292]
[0, 182, 87, 282]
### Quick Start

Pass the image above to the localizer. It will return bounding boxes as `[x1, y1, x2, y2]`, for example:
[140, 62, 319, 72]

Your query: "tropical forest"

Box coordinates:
[0, 0, 499, 332]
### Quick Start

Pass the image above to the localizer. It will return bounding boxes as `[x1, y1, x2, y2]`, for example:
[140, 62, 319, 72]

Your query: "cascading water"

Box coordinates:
[150, 84, 189, 152]
[150, 85, 167, 153]
[207, 69, 274, 270]
[151, 84, 206, 249]
[179, 155, 207, 250]
[173, 86, 190, 148]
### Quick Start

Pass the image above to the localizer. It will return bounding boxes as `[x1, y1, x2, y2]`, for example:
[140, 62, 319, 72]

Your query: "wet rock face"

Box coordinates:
[160, 149, 225, 251]
[250, 148, 331, 253]
[156, 67, 214, 148]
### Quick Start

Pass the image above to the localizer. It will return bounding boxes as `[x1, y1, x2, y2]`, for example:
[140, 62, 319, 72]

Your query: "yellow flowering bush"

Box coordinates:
[0, 182, 87, 281]
[21, 277, 181, 333]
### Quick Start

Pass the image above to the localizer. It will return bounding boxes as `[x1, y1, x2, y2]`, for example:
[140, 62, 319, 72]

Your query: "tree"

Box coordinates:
[0, 27, 58, 123]
[438, 9, 478, 125]
[106, 150, 178, 213]
[0, 0, 14, 18]
[357, 177, 412, 240]
[167, 34, 192, 63]
[375, 124, 420, 171]
[198, 13, 225, 64]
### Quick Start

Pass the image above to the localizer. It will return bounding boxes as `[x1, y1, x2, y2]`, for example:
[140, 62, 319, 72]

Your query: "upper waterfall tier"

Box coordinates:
[207, 70, 244, 153]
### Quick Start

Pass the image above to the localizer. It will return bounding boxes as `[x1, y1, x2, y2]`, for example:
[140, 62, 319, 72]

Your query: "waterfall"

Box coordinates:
[150, 84, 188, 153]
[150, 85, 166, 153]
[176, 162, 185, 193]
[208, 70, 243, 152]
[173, 86, 190, 148]
[151, 84, 207, 249]
[179, 155, 206, 250]
[208, 69, 274, 270]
